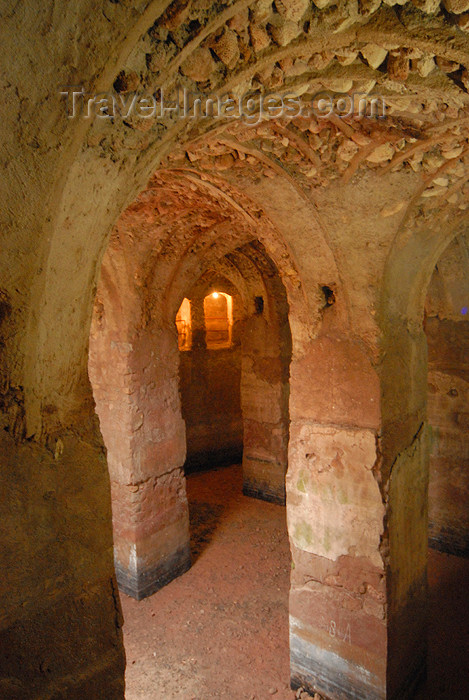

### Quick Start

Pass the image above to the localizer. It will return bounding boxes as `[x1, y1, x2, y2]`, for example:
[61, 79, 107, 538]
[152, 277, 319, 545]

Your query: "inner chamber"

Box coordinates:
[88, 168, 293, 602]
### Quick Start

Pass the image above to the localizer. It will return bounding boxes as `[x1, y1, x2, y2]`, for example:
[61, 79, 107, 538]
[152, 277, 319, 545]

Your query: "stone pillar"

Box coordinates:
[190, 293, 207, 353]
[381, 322, 430, 699]
[90, 324, 190, 600]
[288, 327, 433, 699]
[241, 312, 289, 504]
[112, 467, 190, 600]
[287, 335, 387, 699]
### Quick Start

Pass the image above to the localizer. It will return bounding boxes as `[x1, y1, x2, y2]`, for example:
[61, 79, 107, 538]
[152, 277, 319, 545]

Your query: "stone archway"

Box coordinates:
[2, 2, 469, 698]
[379, 199, 469, 698]
[87, 163, 301, 599]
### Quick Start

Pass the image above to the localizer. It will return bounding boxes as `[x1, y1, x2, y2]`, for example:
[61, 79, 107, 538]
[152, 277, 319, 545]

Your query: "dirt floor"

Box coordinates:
[121, 464, 469, 700]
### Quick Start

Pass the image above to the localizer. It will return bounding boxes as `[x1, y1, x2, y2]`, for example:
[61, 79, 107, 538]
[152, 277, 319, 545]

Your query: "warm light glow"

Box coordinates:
[203, 291, 233, 349]
[175, 297, 192, 351]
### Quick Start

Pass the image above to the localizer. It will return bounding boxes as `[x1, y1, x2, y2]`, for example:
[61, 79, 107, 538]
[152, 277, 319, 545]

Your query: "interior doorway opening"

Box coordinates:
[419, 233, 469, 698]
[424, 235, 469, 559]
[204, 291, 233, 349]
[177, 278, 243, 475]
[87, 163, 296, 695]
[175, 297, 192, 351]
[121, 463, 292, 700]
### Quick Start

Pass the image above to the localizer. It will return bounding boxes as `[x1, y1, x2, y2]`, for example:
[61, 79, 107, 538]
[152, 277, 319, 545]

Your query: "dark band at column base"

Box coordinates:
[290, 629, 385, 700]
[243, 479, 286, 505]
[290, 629, 426, 700]
[115, 544, 191, 601]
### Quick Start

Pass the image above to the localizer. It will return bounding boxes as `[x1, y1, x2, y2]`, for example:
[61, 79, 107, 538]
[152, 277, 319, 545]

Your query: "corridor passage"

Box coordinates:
[122, 465, 469, 700]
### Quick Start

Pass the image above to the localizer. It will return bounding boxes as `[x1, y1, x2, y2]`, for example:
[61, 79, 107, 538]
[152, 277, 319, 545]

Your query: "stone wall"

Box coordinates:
[242, 311, 291, 504]
[425, 242, 469, 558]
[180, 345, 243, 471]
[426, 317, 469, 556]
[0, 420, 125, 699]
[178, 277, 244, 472]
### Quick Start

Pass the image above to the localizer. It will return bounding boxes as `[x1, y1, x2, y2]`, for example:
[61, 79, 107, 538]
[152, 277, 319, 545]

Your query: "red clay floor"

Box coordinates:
[121, 464, 469, 700]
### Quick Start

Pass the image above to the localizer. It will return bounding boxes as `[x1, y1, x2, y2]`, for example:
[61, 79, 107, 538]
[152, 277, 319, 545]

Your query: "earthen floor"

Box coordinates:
[121, 464, 469, 700]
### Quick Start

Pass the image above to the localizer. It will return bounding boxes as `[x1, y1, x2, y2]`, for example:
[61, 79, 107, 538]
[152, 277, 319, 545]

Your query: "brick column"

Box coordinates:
[286, 329, 430, 699]
[90, 324, 190, 600]
[287, 335, 387, 699]
[241, 312, 289, 504]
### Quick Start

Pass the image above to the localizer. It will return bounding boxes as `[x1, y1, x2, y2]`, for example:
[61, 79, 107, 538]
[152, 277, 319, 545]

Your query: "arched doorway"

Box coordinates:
[424, 235, 469, 558]
[87, 167, 299, 695]
[381, 211, 469, 699]
[420, 233, 469, 698]
[177, 274, 244, 473]
[88, 161, 300, 600]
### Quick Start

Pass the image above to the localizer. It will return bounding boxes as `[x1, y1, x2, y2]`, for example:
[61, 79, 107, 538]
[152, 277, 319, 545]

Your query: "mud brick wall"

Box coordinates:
[426, 316, 469, 557]
[180, 345, 243, 472]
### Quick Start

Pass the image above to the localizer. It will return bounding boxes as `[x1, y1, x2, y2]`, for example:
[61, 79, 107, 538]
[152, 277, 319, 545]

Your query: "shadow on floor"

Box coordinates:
[188, 501, 226, 562]
[186, 462, 243, 562]
[122, 464, 469, 700]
